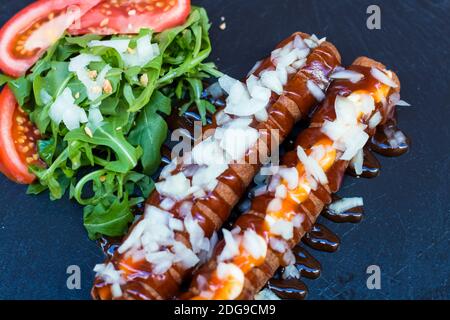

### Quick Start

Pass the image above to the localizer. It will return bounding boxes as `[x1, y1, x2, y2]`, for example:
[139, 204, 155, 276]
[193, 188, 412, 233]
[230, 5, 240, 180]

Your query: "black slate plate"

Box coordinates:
[0, 0, 449, 300]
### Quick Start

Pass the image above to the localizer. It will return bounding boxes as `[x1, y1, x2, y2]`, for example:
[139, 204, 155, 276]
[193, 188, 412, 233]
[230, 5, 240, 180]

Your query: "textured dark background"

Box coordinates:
[0, 0, 449, 300]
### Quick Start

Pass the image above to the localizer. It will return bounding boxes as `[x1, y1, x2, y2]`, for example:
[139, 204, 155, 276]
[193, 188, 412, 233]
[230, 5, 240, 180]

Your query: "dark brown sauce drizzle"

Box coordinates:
[292, 246, 322, 279]
[268, 278, 308, 300]
[346, 147, 381, 179]
[370, 119, 410, 157]
[302, 224, 340, 253]
[322, 195, 364, 223]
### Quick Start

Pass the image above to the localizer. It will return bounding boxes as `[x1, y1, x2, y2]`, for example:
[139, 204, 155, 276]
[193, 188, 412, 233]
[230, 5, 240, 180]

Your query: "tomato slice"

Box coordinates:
[68, 0, 191, 35]
[0, 86, 42, 184]
[0, 0, 102, 77]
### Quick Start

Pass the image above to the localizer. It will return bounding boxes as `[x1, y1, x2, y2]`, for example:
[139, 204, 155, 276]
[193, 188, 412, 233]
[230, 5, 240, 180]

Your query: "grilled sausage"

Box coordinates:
[92, 33, 341, 300]
[183, 57, 401, 300]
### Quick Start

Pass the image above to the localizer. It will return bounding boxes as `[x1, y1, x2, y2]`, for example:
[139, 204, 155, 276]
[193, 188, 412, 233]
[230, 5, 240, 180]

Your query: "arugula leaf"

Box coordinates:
[0, 74, 12, 86]
[84, 195, 134, 239]
[37, 138, 56, 166]
[8, 77, 31, 106]
[65, 122, 142, 174]
[65, 34, 102, 48]
[128, 91, 171, 175]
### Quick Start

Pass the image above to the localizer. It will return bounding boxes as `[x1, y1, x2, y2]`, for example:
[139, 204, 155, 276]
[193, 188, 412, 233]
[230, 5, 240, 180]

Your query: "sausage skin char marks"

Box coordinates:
[91, 32, 341, 300]
[183, 57, 401, 300]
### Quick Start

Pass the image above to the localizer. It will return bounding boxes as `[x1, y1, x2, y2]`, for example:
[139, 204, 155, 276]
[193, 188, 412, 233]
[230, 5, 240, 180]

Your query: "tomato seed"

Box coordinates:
[100, 18, 109, 27]
[103, 80, 113, 94]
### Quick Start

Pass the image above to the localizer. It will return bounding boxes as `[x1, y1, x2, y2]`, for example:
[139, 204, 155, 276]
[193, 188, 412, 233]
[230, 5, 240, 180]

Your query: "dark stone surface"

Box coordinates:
[0, 0, 449, 300]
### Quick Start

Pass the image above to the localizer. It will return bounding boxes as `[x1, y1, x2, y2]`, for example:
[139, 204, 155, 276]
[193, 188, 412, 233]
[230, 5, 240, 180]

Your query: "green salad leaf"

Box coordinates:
[128, 91, 172, 175]
[1, 7, 221, 239]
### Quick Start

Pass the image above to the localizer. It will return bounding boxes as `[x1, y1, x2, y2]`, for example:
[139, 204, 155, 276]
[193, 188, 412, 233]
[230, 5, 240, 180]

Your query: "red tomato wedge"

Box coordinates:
[0, 0, 101, 77]
[68, 0, 191, 35]
[0, 86, 42, 184]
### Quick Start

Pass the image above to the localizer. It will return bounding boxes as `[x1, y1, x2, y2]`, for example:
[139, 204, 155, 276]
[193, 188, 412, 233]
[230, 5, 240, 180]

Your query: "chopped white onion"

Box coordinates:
[275, 184, 288, 199]
[179, 201, 193, 218]
[269, 237, 288, 253]
[297, 146, 328, 185]
[224, 80, 269, 117]
[292, 214, 304, 228]
[266, 216, 294, 240]
[215, 110, 232, 126]
[260, 70, 284, 95]
[192, 164, 228, 192]
[184, 213, 207, 254]
[191, 137, 227, 166]
[278, 167, 299, 190]
[291, 58, 306, 70]
[330, 70, 364, 83]
[160, 159, 177, 179]
[220, 126, 259, 161]
[351, 149, 364, 176]
[368, 111, 382, 129]
[282, 250, 296, 267]
[216, 263, 245, 300]
[218, 229, 240, 262]
[370, 67, 398, 88]
[171, 242, 199, 269]
[89, 35, 159, 67]
[242, 229, 267, 260]
[396, 100, 411, 107]
[160, 197, 176, 211]
[282, 264, 300, 279]
[93, 263, 124, 298]
[307, 80, 325, 102]
[293, 35, 307, 49]
[255, 288, 281, 300]
[169, 218, 184, 231]
[267, 198, 282, 212]
[384, 126, 407, 148]
[155, 172, 192, 201]
[254, 108, 269, 122]
[329, 197, 364, 214]
[49, 87, 88, 131]
[218, 75, 238, 94]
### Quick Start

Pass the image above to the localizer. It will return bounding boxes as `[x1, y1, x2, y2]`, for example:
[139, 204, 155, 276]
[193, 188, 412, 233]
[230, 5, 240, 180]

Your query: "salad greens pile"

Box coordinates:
[2, 7, 221, 239]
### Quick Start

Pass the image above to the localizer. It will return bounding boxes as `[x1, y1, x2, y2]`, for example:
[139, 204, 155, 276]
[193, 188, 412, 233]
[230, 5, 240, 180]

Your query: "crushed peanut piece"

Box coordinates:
[140, 73, 149, 86]
[88, 70, 98, 79]
[103, 80, 113, 94]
